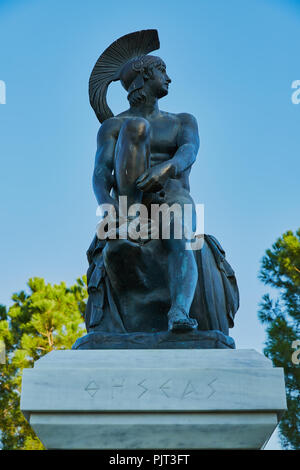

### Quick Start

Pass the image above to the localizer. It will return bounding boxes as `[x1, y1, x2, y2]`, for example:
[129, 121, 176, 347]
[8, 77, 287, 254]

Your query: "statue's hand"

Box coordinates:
[136, 162, 174, 193]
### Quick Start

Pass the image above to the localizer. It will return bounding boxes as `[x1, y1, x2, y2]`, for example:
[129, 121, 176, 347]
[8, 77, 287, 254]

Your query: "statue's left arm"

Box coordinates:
[172, 113, 200, 176]
[136, 113, 199, 192]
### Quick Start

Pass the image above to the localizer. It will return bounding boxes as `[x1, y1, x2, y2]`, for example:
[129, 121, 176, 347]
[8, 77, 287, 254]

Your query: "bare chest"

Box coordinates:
[116, 113, 180, 164]
[149, 117, 179, 164]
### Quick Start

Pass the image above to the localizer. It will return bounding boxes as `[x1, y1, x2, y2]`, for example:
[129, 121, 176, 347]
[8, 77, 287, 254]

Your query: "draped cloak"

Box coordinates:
[84, 234, 239, 338]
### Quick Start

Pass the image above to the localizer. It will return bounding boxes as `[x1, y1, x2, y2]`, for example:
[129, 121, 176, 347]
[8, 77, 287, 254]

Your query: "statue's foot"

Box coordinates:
[168, 307, 198, 332]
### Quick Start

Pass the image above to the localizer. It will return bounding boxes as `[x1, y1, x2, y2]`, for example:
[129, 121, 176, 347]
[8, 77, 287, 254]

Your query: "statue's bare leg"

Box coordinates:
[162, 208, 198, 332]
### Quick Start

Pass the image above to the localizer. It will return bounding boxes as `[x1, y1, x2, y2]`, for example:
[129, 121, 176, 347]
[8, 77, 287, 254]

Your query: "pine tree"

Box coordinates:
[258, 229, 300, 449]
[0, 277, 87, 449]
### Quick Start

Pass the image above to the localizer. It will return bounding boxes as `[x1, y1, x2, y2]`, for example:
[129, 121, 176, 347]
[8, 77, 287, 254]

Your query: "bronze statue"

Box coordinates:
[73, 30, 239, 350]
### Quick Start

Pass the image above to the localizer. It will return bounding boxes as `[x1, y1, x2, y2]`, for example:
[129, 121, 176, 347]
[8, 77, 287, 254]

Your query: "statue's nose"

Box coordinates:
[166, 75, 171, 83]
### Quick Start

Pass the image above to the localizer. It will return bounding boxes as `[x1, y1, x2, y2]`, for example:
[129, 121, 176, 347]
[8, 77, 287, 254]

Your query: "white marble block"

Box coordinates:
[20, 349, 287, 449]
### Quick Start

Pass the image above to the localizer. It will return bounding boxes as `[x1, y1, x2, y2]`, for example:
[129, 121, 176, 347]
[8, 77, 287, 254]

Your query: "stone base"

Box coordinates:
[72, 329, 235, 350]
[29, 412, 278, 450]
[21, 349, 286, 449]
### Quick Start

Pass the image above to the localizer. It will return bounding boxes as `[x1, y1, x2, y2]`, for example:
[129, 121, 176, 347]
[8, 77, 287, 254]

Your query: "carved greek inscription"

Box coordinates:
[137, 379, 148, 399]
[85, 380, 100, 397]
[181, 380, 198, 399]
[83, 374, 219, 402]
[207, 378, 217, 399]
[112, 377, 125, 399]
[159, 379, 172, 397]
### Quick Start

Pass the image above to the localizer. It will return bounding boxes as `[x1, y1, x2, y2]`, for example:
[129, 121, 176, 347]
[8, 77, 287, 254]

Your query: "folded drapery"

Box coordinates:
[84, 234, 239, 337]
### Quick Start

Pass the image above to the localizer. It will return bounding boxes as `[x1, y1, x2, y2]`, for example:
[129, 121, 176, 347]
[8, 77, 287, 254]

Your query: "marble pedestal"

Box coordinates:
[20, 349, 286, 449]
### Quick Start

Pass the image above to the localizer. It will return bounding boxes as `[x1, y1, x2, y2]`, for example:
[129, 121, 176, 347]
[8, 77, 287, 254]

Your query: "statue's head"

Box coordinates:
[89, 30, 167, 123]
[119, 55, 171, 105]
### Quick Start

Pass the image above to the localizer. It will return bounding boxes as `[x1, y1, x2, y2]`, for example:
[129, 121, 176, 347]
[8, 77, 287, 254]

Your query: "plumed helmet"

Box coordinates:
[89, 30, 160, 123]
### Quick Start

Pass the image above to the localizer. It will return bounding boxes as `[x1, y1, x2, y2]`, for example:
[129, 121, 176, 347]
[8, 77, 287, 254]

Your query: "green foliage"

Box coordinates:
[0, 277, 87, 450]
[259, 229, 300, 450]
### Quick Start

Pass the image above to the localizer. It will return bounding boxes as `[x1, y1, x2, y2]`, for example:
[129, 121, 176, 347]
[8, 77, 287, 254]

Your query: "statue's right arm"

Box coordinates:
[92, 118, 120, 209]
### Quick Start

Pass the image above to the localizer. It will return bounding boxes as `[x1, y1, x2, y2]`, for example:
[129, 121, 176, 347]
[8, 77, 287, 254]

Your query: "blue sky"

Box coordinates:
[0, 0, 299, 449]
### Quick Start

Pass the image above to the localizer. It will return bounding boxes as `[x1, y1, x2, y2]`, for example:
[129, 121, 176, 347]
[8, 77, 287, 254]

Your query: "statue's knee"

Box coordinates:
[122, 117, 150, 143]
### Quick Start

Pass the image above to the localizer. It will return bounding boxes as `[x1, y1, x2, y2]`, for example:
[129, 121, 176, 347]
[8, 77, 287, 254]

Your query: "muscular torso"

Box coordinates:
[93, 107, 199, 212]
[115, 109, 190, 190]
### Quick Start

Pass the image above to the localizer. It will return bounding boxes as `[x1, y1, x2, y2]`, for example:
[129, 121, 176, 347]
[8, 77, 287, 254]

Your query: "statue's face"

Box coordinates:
[147, 60, 171, 99]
